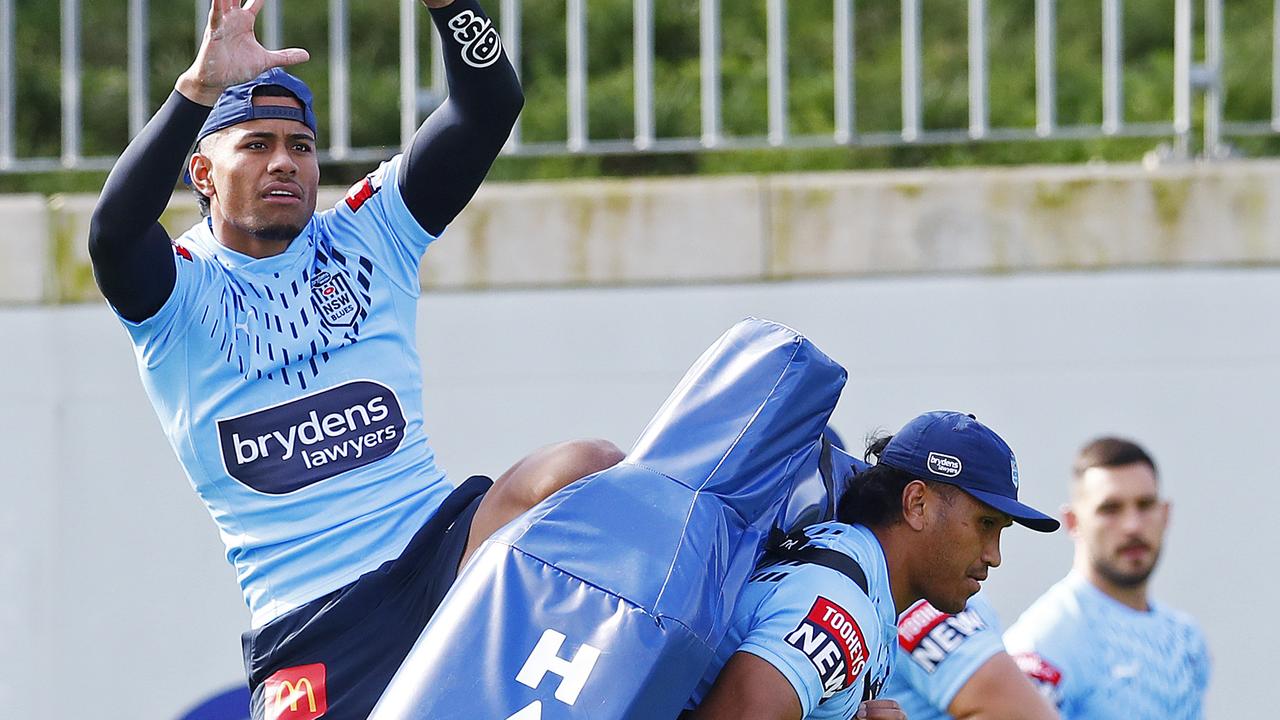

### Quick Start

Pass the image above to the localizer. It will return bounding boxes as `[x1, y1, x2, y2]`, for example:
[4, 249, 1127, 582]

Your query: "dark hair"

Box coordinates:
[1073, 436, 1158, 478]
[190, 84, 306, 218]
[836, 434, 922, 527]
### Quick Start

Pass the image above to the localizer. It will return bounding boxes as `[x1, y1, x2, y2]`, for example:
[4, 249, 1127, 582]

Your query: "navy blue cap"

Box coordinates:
[880, 411, 1059, 532]
[196, 68, 318, 144]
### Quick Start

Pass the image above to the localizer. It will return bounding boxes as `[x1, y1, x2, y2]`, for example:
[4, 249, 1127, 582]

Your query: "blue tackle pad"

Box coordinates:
[370, 318, 847, 720]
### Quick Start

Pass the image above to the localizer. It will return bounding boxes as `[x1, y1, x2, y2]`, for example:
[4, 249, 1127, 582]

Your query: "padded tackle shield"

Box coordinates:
[370, 318, 846, 720]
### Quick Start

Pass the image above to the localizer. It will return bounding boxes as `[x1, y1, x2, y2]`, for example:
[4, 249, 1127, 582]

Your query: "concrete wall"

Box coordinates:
[2, 163, 1275, 717]
[5, 159, 1280, 306]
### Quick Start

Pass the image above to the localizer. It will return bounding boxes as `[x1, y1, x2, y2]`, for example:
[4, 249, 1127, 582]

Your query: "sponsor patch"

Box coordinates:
[898, 601, 988, 672]
[784, 597, 870, 699]
[264, 663, 327, 720]
[343, 163, 386, 213]
[926, 451, 962, 478]
[1010, 453, 1020, 489]
[217, 380, 406, 494]
[311, 270, 362, 327]
[172, 241, 193, 262]
[449, 9, 503, 68]
[1013, 652, 1064, 705]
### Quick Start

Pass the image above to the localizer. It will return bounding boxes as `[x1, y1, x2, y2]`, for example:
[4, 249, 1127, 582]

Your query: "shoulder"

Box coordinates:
[1004, 577, 1087, 651]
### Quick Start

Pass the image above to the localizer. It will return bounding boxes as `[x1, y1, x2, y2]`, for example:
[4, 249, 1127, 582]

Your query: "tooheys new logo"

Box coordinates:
[785, 597, 870, 699]
[217, 380, 406, 494]
[897, 600, 989, 672]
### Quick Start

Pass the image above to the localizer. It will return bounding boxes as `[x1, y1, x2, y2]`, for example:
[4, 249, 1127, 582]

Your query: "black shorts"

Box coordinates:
[242, 475, 491, 720]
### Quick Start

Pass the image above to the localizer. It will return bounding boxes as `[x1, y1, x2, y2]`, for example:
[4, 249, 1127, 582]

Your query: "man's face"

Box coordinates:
[916, 485, 1011, 614]
[1067, 462, 1169, 589]
[197, 95, 319, 243]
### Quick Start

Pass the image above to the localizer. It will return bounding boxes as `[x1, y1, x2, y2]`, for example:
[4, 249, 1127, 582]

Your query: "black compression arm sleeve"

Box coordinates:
[89, 91, 211, 322]
[398, 0, 523, 236]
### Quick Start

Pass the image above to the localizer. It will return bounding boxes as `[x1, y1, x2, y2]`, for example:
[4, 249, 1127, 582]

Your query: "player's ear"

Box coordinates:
[189, 147, 216, 200]
[1062, 504, 1079, 537]
[902, 479, 928, 531]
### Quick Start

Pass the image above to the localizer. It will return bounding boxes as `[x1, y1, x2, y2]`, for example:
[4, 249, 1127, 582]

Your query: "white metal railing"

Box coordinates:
[0, 0, 1263, 174]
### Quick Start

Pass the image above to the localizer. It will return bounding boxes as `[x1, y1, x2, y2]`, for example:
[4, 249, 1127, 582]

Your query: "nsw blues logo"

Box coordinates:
[217, 380, 405, 494]
[449, 10, 502, 68]
[311, 271, 361, 328]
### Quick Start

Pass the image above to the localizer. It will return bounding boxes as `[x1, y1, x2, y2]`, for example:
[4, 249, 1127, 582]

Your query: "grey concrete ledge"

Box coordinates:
[7, 159, 1280, 305]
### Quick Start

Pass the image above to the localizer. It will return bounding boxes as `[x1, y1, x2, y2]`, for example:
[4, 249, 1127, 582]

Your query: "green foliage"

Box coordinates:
[6, 0, 1280, 187]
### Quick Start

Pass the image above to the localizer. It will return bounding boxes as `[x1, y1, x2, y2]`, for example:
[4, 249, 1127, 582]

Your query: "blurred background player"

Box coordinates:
[1004, 437, 1210, 719]
[87, 0, 621, 717]
[887, 591, 1057, 719]
[685, 411, 1060, 720]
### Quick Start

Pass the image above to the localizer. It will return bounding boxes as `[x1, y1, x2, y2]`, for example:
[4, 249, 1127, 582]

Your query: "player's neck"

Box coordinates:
[211, 216, 292, 259]
[1076, 562, 1151, 612]
[872, 524, 916, 615]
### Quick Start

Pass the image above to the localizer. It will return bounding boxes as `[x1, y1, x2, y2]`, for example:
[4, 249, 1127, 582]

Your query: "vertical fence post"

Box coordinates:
[634, 0, 654, 149]
[834, 0, 856, 144]
[262, 0, 282, 50]
[1203, 0, 1223, 157]
[767, 0, 788, 145]
[1035, 0, 1056, 136]
[128, 0, 149, 138]
[502, 0, 522, 151]
[901, 0, 922, 141]
[567, 0, 587, 151]
[399, 0, 417, 148]
[0, 0, 15, 167]
[329, 0, 350, 160]
[1173, 0, 1191, 154]
[61, 0, 81, 167]
[195, 0, 207, 50]
[1102, 0, 1123, 134]
[968, 0, 987, 139]
[700, 0, 721, 147]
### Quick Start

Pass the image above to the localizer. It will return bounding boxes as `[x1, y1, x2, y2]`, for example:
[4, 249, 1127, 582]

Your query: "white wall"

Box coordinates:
[3, 267, 1274, 718]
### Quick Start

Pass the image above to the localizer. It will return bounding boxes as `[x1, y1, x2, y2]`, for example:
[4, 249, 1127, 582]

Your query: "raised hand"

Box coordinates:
[177, 0, 309, 105]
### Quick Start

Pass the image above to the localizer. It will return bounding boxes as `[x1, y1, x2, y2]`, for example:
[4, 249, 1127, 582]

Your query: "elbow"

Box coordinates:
[497, 82, 524, 130]
[87, 207, 111, 260]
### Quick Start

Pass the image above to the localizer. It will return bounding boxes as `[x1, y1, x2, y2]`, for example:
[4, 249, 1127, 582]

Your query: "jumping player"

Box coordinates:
[1004, 437, 1211, 719]
[886, 592, 1057, 719]
[685, 411, 1060, 720]
[88, 1, 621, 718]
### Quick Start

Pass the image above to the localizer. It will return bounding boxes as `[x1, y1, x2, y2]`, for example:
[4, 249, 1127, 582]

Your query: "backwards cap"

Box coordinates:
[196, 68, 318, 144]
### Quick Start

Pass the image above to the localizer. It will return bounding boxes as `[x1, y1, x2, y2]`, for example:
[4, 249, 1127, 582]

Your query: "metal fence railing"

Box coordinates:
[0, 0, 1265, 174]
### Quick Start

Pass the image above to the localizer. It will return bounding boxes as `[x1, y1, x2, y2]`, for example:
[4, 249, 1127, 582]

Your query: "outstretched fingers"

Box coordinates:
[268, 48, 311, 68]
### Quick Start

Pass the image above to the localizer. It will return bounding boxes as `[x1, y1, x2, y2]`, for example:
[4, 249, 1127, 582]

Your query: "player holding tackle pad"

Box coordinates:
[373, 318, 848, 719]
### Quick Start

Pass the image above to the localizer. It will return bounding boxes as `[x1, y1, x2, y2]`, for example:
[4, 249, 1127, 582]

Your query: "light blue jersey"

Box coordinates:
[119, 155, 454, 627]
[688, 522, 898, 719]
[1004, 573, 1211, 720]
[883, 593, 1004, 719]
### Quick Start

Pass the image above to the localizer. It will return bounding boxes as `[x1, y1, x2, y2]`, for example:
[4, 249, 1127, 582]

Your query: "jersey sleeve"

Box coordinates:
[895, 597, 1005, 712]
[118, 240, 220, 368]
[325, 153, 439, 295]
[735, 565, 882, 718]
[1003, 618, 1072, 713]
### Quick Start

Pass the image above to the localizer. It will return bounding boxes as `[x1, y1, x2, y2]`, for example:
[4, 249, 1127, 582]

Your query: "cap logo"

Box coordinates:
[926, 452, 962, 478]
[1010, 455, 1020, 489]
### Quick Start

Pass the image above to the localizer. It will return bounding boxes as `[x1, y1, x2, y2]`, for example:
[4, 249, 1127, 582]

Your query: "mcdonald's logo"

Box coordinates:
[263, 663, 328, 720]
